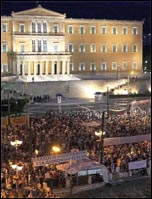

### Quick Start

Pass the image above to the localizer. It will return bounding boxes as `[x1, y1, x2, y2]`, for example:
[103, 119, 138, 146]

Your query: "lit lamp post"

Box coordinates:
[95, 111, 105, 164]
[52, 145, 61, 154]
[10, 140, 23, 149]
[11, 164, 23, 189]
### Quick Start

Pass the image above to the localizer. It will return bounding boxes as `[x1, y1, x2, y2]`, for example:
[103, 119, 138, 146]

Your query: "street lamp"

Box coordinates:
[52, 145, 61, 153]
[95, 111, 105, 164]
[10, 140, 23, 149]
[11, 163, 23, 189]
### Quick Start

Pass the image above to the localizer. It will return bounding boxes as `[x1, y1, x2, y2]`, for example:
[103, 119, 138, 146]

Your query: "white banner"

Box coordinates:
[32, 150, 87, 167]
[129, 160, 147, 170]
[104, 134, 151, 146]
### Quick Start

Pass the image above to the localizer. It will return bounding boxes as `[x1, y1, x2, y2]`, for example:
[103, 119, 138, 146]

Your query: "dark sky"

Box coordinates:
[1, 1, 151, 35]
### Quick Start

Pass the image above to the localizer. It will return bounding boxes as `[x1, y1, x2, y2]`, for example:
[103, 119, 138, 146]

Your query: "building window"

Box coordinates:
[101, 44, 107, 52]
[90, 62, 96, 71]
[32, 40, 36, 52]
[79, 43, 85, 52]
[37, 22, 41, 33]
[132, 44, 137, 52]
[2, 23, 7, 32]
[101, 26, 106, 34]
[122, 62, 127, 70]
[68, 43, 74, 52]
[79, 26, 85, 34]
[43, 40, 47, 52]
[112, 27, 117, 35]
[32, 22, 36, 33]
[90, 26, 96, 34]
[112, 62, 117, 70]
[112, 44, 117, 52]
[43, 22, 47, 33]
[132, 27, 138, 35]
[53, 25, 59, 33]
[122, 27, 128, 35]
[68, 25, 74, 34]
[101, 62, 107, 70]
[79, 63, 85, 71]
[20, 24, 25, 33]
[54, 44, 58, 52]
[132, 62, 137, 70]
[122, 44, 128, 52]
[20, 44, 25, 52]
[70, 63, 74, 71]
[38, 40, 41, 52]
[2, 64, 8, 72]
[2, 43, 8, 52]
[90, 43, 96, 52]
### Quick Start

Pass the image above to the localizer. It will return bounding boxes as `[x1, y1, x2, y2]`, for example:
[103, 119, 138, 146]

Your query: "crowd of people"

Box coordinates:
[1, 106, 151, 198]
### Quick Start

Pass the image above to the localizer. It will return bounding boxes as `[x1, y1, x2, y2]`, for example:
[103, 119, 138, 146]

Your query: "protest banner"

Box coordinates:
[128, 160, 147, 170]
[32, 150, 87, 167]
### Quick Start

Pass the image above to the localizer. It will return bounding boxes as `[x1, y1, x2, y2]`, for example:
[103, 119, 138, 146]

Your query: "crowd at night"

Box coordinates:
[1, 106, 151, 198]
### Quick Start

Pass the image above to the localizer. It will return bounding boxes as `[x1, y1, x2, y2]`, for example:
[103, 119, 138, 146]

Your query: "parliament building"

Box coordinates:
[1, 4, 143, 77]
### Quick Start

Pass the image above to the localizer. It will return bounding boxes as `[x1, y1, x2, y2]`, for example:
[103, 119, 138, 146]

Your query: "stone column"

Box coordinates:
[57, 61, 60, 74]
[45, 61, 48, 75]
[67, 61, 70, 75]
[22, 61, 25, 76]
[17, 60, 20, 76]
[12, 60, 15, 74]
[88, 176, 92, 185]
[34, 61, 37, 75]
[40, 61, 42, 75]
[28, 61, 31, 76]
[51, 61, 54, 75]
[62, 60, 65, 75]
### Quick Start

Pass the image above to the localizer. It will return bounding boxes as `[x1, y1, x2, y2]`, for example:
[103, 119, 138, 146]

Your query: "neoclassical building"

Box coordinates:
[1, 4, 144, 77]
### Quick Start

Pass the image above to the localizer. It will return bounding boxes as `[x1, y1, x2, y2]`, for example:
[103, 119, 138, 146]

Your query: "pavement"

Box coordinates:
[52, 175, 150, 197]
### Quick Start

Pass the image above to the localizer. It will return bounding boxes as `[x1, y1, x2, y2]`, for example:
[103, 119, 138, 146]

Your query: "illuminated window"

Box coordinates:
[112, 44, 117, 52]
[122, 44, 128, 52]
[79, 26, 85, 34]
[112, 62, 117, 70]
[2, 64, 8, 72]
[43, 22, 47, 33]
[79, 43, 85, 52]
[132, 27, 138, 35]
[122, 62, 127, 70]
[122, 27, 128, 35]
[53, 25, 59, 33]
[132, 62, 137, 69]
[20, 24, 25, 33]
[90, 62, 96, 71]
[68, 43, 74, 52]
[112, 27, 117, 35]
[132, 44, 137, 52]
[20, 44, 25, 52]
[32, 40, 36, 52]
[32, 22, 36, 33]
[79, 63, 85, 71]
[43, 40, 47, 52]
[2, 43, 8, 52]
[37, 22, 41, 33]
[90, 26, 96, 34]
[2, 23, 7, 32]
[38, 40, 41, 52]
[101, 44, 107, 52]
[101, 26, 106, 34]
[101, 62, 107, 70]
[90, 43, 96, 52]
[70, 63, 74, 71]
[68, 25, 74, 34]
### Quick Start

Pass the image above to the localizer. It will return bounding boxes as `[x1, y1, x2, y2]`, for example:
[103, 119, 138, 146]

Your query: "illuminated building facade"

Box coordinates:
[1, 5, 143, 77]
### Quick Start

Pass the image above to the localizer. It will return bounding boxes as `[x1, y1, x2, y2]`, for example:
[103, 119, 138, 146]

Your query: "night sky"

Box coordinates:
[1, 1, 151, 35]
